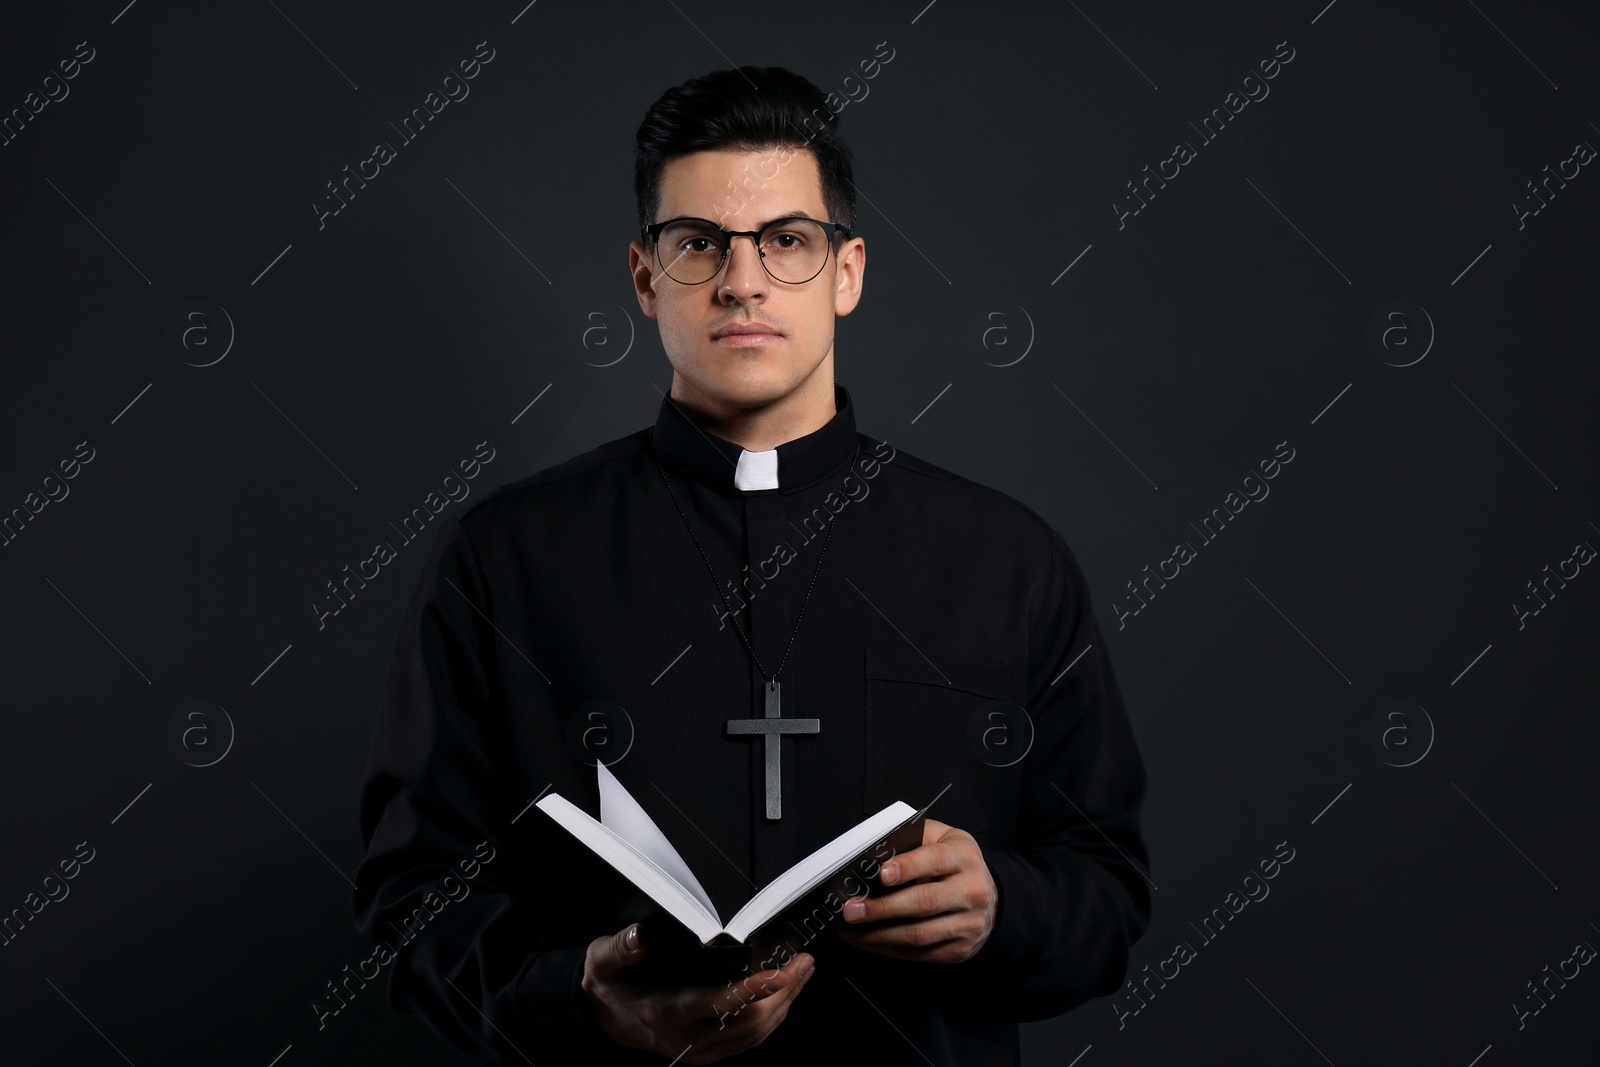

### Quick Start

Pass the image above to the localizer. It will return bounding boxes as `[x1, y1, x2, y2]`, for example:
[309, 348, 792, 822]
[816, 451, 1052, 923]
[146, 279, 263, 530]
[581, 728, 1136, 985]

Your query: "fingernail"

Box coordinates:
[880, 862, 898, 885]
[843, 899, 865, 921]
[798, 956, 814, 979]
[627, 924, 639, 950]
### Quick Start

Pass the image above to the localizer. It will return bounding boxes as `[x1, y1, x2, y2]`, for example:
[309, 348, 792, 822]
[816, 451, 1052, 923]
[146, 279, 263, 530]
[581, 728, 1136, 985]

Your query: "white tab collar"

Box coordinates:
[734, 448, 779, 490]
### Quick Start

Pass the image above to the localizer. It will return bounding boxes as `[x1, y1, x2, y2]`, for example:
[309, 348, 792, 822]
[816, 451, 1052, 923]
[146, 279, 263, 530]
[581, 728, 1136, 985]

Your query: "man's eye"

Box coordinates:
[767, 233, 804, 249]
[681, 237, 718, 253]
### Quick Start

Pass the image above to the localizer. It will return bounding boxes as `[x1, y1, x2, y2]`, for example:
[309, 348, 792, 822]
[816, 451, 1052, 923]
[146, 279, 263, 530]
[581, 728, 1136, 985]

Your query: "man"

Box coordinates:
[353, 66, 1151, 1065]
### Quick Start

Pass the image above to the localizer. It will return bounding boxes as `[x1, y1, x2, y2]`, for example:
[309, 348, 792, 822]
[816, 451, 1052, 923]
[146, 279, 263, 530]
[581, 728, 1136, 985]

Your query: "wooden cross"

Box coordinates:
[726, 679, 819, 820]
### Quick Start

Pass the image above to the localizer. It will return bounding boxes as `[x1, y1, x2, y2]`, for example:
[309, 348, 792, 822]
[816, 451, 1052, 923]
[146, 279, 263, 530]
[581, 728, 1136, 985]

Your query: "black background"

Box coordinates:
[2, 1, 1597, 1064]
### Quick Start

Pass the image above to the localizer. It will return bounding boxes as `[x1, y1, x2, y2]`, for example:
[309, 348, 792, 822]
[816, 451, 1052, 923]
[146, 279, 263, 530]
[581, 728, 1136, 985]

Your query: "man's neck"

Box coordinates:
[670, 359, 836, 452]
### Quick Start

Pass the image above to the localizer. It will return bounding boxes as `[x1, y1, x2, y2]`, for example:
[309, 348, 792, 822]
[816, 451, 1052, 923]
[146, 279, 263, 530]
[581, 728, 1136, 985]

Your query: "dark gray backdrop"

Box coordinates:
[3, 1, 1597, 1064]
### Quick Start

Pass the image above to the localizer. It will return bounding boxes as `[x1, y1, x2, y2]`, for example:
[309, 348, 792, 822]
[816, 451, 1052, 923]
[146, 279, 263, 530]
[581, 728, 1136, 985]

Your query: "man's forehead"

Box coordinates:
[656, 147, 827, 225]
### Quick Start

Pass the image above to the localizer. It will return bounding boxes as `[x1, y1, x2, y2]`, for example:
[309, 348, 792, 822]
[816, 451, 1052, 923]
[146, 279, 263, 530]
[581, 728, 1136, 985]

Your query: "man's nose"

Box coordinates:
[717, 234, 768, 302]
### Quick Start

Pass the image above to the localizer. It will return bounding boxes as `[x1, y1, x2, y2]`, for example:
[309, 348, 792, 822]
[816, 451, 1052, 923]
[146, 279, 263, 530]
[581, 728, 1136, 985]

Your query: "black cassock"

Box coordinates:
[353, 382, 1152, 1065]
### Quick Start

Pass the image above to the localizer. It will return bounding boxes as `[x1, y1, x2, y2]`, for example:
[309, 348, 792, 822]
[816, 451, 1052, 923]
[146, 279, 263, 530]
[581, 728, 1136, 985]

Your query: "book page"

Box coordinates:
[596, 760, 719, 921]
[536, 792, 724, 943]
[725, 801, 916, 943]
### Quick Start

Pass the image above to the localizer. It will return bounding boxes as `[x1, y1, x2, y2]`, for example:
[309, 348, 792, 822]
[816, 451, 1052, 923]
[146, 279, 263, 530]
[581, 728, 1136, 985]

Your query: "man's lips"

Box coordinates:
[710, 322, 784, 347]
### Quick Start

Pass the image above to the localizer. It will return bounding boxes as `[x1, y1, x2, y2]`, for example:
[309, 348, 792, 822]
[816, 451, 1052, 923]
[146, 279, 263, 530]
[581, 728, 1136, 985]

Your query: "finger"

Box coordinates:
[704, 969, 789, 1021]
[879, 835, 969, 886]
[839, 930, 964, 963]
[843, 878, 963, 924]
[838, 913, 971, 953]
[702, 963, 811, 1055]
[702, 953, 813, 1027]
[700, 975, 800, 1046]
[701, 979, 810, 1058]
[585, 922, 646, 981]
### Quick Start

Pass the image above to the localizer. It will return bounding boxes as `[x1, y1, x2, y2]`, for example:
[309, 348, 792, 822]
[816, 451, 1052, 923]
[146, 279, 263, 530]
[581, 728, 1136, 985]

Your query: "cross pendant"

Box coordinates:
[726, 678, 820, 820]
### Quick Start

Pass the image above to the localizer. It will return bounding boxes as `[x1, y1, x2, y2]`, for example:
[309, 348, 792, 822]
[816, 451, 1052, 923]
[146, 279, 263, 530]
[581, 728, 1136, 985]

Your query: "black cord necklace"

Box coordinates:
[651, 441, 860, 681]
[650, 439, 862, 819]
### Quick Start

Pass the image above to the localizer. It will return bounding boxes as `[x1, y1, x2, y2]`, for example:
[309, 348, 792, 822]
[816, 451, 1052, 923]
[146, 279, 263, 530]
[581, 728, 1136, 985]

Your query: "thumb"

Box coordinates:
[588, 922, 646, 981]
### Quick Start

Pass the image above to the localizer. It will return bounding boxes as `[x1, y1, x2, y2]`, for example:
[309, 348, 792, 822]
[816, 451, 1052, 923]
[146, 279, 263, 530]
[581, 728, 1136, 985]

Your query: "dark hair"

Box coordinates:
[634, 66, 856, 239]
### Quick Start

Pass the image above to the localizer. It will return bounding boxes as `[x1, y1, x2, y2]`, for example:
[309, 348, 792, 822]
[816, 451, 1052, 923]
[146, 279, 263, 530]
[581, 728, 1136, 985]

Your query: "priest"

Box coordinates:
[353, 65, 1152, 1065]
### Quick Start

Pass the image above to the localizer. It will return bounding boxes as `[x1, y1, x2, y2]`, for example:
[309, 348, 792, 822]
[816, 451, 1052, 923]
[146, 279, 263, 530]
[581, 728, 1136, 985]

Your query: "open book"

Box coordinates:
[537, 761, 927, 983]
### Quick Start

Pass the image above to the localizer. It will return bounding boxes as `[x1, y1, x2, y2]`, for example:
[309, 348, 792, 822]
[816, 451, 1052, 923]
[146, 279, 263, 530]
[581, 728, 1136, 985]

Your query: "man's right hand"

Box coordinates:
[580, 922, 813, 1064]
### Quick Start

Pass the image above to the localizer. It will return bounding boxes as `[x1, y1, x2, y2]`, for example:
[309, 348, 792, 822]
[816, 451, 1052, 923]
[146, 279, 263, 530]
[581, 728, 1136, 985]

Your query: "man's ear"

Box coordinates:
[833, 236, 865, 317]
[628, 240, 660, 320]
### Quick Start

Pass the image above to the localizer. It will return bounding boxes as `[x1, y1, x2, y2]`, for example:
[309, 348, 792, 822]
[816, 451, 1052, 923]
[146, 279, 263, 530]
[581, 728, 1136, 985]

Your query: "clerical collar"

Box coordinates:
[649, 382, 858, 495]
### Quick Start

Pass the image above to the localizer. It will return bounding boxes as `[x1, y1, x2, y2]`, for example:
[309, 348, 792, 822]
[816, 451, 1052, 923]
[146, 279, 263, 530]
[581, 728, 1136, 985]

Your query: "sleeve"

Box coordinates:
[943, 523, 1153, 1021]
[351, 514, 609, 1064]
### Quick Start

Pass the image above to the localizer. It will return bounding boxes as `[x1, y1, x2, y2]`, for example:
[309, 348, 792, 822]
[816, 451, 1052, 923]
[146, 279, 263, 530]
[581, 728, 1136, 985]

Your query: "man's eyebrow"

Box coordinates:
[671, 210, 823, 228]
[755, 209, 820, 225]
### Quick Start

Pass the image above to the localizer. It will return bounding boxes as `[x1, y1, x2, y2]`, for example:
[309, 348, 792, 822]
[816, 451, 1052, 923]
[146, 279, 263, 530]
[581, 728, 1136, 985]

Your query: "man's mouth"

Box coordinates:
[710, 322, 784, 347]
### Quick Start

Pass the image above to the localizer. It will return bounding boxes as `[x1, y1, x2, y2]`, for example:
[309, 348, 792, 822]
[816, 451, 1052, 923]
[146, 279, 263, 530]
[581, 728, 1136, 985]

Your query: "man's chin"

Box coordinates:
[679, 363, 810, 411]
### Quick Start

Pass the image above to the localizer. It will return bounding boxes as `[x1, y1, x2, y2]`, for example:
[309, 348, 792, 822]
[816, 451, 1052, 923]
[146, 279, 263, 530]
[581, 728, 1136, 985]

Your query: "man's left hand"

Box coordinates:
[836, 818, 997, 964]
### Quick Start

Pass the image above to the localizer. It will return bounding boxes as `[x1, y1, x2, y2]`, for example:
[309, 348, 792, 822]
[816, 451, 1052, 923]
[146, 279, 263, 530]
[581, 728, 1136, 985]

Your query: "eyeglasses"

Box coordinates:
[641, 215, 853, 286]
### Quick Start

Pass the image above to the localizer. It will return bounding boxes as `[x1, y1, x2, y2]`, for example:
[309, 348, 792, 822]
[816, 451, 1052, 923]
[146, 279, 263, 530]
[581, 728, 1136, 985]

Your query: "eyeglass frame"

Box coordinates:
[639, 214, 856, 286]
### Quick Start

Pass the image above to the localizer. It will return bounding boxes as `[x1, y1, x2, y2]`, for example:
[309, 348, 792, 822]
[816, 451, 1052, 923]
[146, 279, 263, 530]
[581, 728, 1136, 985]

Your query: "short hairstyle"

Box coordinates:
[633, 66, 856, 239]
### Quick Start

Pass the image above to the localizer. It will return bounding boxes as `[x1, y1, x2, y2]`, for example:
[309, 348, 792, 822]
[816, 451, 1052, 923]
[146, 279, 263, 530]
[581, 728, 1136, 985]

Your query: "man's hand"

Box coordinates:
[581, 922, 813, 1064]
[836, 817, 998, 964]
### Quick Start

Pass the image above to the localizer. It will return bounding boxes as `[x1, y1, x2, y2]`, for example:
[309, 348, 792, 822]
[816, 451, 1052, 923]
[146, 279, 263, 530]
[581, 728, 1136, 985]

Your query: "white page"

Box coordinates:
[725, 801, 916, 943]
[597, 760, 719, 921]
[536, 792, 723, 943]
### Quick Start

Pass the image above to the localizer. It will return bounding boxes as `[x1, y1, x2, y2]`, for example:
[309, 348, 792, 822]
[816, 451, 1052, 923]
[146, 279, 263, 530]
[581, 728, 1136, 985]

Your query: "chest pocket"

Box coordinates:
[861, 642, 1028, 840]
